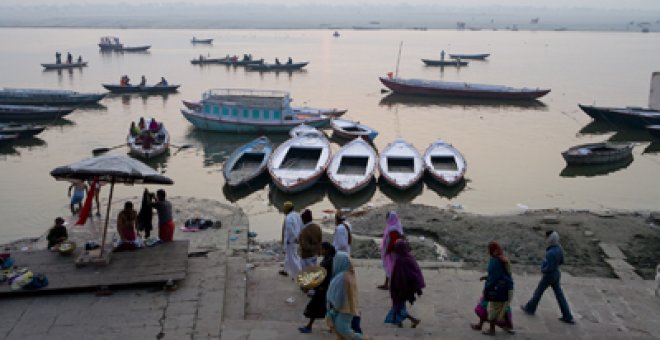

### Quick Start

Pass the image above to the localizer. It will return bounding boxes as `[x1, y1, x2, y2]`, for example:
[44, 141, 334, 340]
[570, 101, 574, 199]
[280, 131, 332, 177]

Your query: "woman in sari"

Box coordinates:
[137, 189, 153, 238]
[378, 211, 404, 290]
[385, 239, 423, 328]
[326, 252, 364, 339]
[299, 242, 336, 334]
[472, 240, 515, 335]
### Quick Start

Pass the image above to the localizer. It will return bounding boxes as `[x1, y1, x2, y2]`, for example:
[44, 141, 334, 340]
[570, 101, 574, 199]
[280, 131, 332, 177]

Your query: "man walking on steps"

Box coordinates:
[521, 230, 575, 324]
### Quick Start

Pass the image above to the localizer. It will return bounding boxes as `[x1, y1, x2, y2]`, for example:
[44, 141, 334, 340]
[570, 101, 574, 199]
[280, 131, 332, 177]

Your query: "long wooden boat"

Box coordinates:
[126, 119, 170, 159]
[379, 76, 549, 100]
[449, 53, 490, 60]
[223, 136, 273, 187]
[423, 139, 467, 186]
[102, 84, 180, 94]
[0, 123, 46, 138]
[191, 58, 227, 65]
[0, 104, 75, 120]
[578, 104, 660, 128]
[561, 142, 634, 165]
[289, 124, 324, 138]
[116, 45, 151, 52]
[646, 125, 660, 138]
[42, 62, 88, 70]
[327, 138, 378, 194]
[268, 134, 331, 193]
[246, 62, 308, 71]
[181, 89, 331, 133]
[330, 119, 378, 141]
[233, 58, 264, 66]
[292, 106, 347, 118]
[421, 59, 468, 67]
[0, 134, 19, 144]
[191, 38, 213, 44]
[0, 88, 105, 106]
[378, 138, 423, 190]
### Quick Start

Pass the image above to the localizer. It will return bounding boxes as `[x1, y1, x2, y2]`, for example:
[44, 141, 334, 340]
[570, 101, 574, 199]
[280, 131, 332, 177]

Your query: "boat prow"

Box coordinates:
[268, 134, 331, 193]
[423, 139, 467, 186]
[378, 138, 423, 190]
[327, 138, 378, 194]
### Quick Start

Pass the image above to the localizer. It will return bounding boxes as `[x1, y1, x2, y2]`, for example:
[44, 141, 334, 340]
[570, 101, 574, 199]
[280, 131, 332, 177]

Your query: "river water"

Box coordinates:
[0, 28, 659, 243]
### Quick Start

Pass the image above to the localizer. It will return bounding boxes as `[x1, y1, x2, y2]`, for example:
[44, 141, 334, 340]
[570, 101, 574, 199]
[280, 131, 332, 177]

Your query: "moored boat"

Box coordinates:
[246, 62, 308, 71]
[423, 139, 467, 186]
[181, 89, 331, 133]
[379, 76, 550, 100]
[330, 119, 378, 141]
[292, 106, 347, 118]
[289, 124, 324, 138]
[0, 88, 105, 106]
[0, 104, 75, 120]
[103, 84, 180, 94]
[378, 138, 423, 190]
[449, 53, 490, 60]
[578, 104, 660, 128]
[116, 45, 151, 52]
[98, 36, 150, 52]
[268, 134, 331, 193]
[191, 57, 227, 65]
[223, 136, 273, 187]
[0, 133, 19, 145]
[646, 125, 660, 138]
[561, 142, 634, 165]
[421, 59, 469, 67]
[327, 138, 378, 194]
[127, 118, 170, 159]
[42, 62, 88, 70]
[0, 122, 46, 138]
[191, 37, 213, 44]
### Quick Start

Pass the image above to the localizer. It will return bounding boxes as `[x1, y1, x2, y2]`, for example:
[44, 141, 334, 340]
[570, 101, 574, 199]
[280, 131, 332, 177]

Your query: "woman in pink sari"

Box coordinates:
[378, 211, 404, 290]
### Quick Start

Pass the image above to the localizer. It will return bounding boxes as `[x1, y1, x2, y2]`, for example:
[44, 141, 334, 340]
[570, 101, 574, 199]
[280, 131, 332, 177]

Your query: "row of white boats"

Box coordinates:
[223, 127, 467, 195]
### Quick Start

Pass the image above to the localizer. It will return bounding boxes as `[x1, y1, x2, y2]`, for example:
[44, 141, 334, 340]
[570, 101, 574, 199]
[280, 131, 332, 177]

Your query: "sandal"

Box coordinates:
[470, 324, 482, 331]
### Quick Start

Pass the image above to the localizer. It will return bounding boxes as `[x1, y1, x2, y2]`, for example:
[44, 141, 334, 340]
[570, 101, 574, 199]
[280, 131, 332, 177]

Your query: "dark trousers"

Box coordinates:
[524, 271, 573, 321]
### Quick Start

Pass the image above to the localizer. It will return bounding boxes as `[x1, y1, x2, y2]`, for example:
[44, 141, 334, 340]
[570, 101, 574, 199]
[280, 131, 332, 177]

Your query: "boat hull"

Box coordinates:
[378, 139, 423, 190]
[449, 53, 490, 60]
[268, 135, 331, 193]
[327, 139, 377, 194]
[181, 109, 330, 133]
[423, 140, 467, 187]
[42, 62, 88, 70]
[578, 104, 660, 128]
[0, 105, 75, 120]
[561, 142, 634, 165]
[223, 137, 273, 187]
[330, 119, 378, 141]
[379, 77, 550, 100]
[0, 91, 105, 106]
[246, 62, 308, 71]
[646, 125, 660, 138]
[103, 84, 180, 94]
[0, 123, 46, 137]
[421, 59, 468, 66]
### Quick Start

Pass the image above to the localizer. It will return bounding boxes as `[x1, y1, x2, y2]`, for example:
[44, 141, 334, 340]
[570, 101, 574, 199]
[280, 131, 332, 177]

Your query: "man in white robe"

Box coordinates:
[332, 210, 352, 254]
[281, 201, 303, 277]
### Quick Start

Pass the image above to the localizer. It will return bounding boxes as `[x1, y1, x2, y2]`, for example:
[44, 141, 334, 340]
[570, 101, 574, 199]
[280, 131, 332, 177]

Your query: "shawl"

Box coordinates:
[381, 211, 404, 257]
[327, 252, 359, 315]
[390, 240, 425, 311]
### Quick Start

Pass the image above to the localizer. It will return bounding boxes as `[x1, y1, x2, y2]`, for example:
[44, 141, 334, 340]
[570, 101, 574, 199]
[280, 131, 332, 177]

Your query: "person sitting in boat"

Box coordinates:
[139, 75, 146, 86]
[156, 123, 168, 143]
[138, 117, 146, 130]
[243, 54, 249, 61]
[77, 55, 82, 63]
[55, 52, 62, 64]
[141, 130, 154, 150]
[66, 52, 72, 64]
[199, 54, 205, 61]
[47, 217, 68, 250]
[275, 58, 281, 65]
[287, 57, 293, 65]
[440, 50, 445, 61]
[149, 118, 159, 132]
[129, 122, 140, 137]
[120, 75, 130, 86]
[156, 77, 168, 86]
[231, 55, 238, 62]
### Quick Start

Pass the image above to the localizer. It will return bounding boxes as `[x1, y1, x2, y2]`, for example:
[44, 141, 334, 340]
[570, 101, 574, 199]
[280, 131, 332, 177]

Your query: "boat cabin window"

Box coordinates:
[222, 107, 230, 116]
[252, 109, 260, 119]
[242, 109, 249, 118]
[232, 108, 239, 117]
[273, 111, 281, 119]
[263, 110, 270, 119]
[213, 106, 220, 115]
[204, 104, 212, 114]
[387, 157, 415, 173]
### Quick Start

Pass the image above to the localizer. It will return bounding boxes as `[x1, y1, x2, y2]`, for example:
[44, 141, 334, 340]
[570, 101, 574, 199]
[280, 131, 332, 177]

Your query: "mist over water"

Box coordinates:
[0, 28, 659, 244]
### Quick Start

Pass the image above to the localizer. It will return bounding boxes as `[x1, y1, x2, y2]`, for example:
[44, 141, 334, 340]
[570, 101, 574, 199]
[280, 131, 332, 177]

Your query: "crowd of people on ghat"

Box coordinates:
[278, 201, 575, 338]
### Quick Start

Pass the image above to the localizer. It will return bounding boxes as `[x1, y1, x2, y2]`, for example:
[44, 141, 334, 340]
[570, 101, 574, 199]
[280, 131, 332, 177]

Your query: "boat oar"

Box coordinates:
[92, 143, 126, 155]
[171, 143, 193, 156]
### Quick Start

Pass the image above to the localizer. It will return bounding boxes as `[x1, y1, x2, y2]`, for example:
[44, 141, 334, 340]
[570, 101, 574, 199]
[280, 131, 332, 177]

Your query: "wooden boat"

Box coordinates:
[423, 139, 467, 186]
[421, 59, 469, 67]
[233, 58, 265, 66]
[330, 119, 378, 141]
[0, 88, 105, 106]
[379, 76, 550, 100]
[326, 138, 378, 194]
[42, 62, 88, 70]
[116, 45, 151, 52]
[0, 104, 75, 120]
[646, 125, 660, 138]
[293, 106, 347, 118]
[102, 84, 180, 94]
[181, 89, 331, 133]
[223, 136, 273, 187]
[0, 123, 46, 137]
[0, 133, 19, 145]
[191, 37, 213, 44]
[289, 124, 324, 138]
[578, 104, 660, 128]
[126, 119, 170, 159]
[246, 62, 308, 72]
[182, 100, 202, 110]
[268, 134, 331, 193]
[561, 142, 634, 165]
[378, 138, 423, 190]
[190, 58, 227, 65]
[98, 37, 150, 52]
[333, 31, 340, 37]
[449, 53, 490, 60]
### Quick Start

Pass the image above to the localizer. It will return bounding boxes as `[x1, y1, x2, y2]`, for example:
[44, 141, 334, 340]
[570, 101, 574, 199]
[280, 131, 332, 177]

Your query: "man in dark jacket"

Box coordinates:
[298, 209, 322, 269]
[521, 230, 575, 324]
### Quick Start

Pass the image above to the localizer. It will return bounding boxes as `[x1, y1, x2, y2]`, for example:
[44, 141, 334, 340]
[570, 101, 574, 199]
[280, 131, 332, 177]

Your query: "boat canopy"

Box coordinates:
[202, 89, 292, 110]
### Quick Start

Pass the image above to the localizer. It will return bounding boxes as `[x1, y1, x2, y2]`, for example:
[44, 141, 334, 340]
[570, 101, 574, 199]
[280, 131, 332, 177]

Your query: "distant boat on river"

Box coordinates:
[0, 104, 75, 121]
[0, 88, 105, 106]
[421, 59, 468, 67]
[449, 53, 490, 60]
[42, 61, 88, 70]
[191, 37, 213, 44]
[578, 104, 660, 129]
[98, 36, 151, 52]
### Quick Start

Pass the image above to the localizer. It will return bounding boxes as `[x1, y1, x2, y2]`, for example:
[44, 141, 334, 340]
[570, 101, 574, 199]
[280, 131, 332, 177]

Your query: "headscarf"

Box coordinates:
[319, 242, 336, 289]
[488, 240, 511, 275]
[546, 230, 560, 246]
[381, 211, 404, 251]
[390, 239, 425, 311]
[283, 201, 294, 214]
[301, 209, 313, 224]
[326, 252, 358, 315]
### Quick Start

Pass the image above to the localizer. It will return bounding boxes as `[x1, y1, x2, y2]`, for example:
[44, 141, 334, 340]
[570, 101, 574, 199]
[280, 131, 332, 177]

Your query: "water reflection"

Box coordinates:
[559, 158, 633, 178]
[222, 174, 270, 203]
[105, 93, 176, 105]
[327, 180, 377, 209]
[643, 142, 660, 154]
[0, 137, 47, 157]
[186, 129, 287, 167]
[378, 93, 548, 110]
[133, 150, 171, 174]
[577, 120, 617, 135]
[268, 182, 328, 213]
[377, 178, 423, 203]
[423, 176, 468, 199]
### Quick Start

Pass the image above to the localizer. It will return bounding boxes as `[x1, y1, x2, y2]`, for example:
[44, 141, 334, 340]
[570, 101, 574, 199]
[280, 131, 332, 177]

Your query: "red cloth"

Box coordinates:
[386, 230, 401, 253]
[75, 177, 97, 226]
[159, 220, 175, 242]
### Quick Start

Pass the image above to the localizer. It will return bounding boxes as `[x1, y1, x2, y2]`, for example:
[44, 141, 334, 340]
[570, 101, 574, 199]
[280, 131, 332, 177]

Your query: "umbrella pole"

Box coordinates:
[98, 178, 115, 258]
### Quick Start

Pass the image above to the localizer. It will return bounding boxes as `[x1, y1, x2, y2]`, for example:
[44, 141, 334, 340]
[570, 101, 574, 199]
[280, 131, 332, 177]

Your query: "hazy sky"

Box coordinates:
[3, 0, 660, 10]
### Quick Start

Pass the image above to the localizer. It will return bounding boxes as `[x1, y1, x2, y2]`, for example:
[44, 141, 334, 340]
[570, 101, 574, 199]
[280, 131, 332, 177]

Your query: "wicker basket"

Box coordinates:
[58, 241, 77, 256]
[296, 266, 327, 289]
